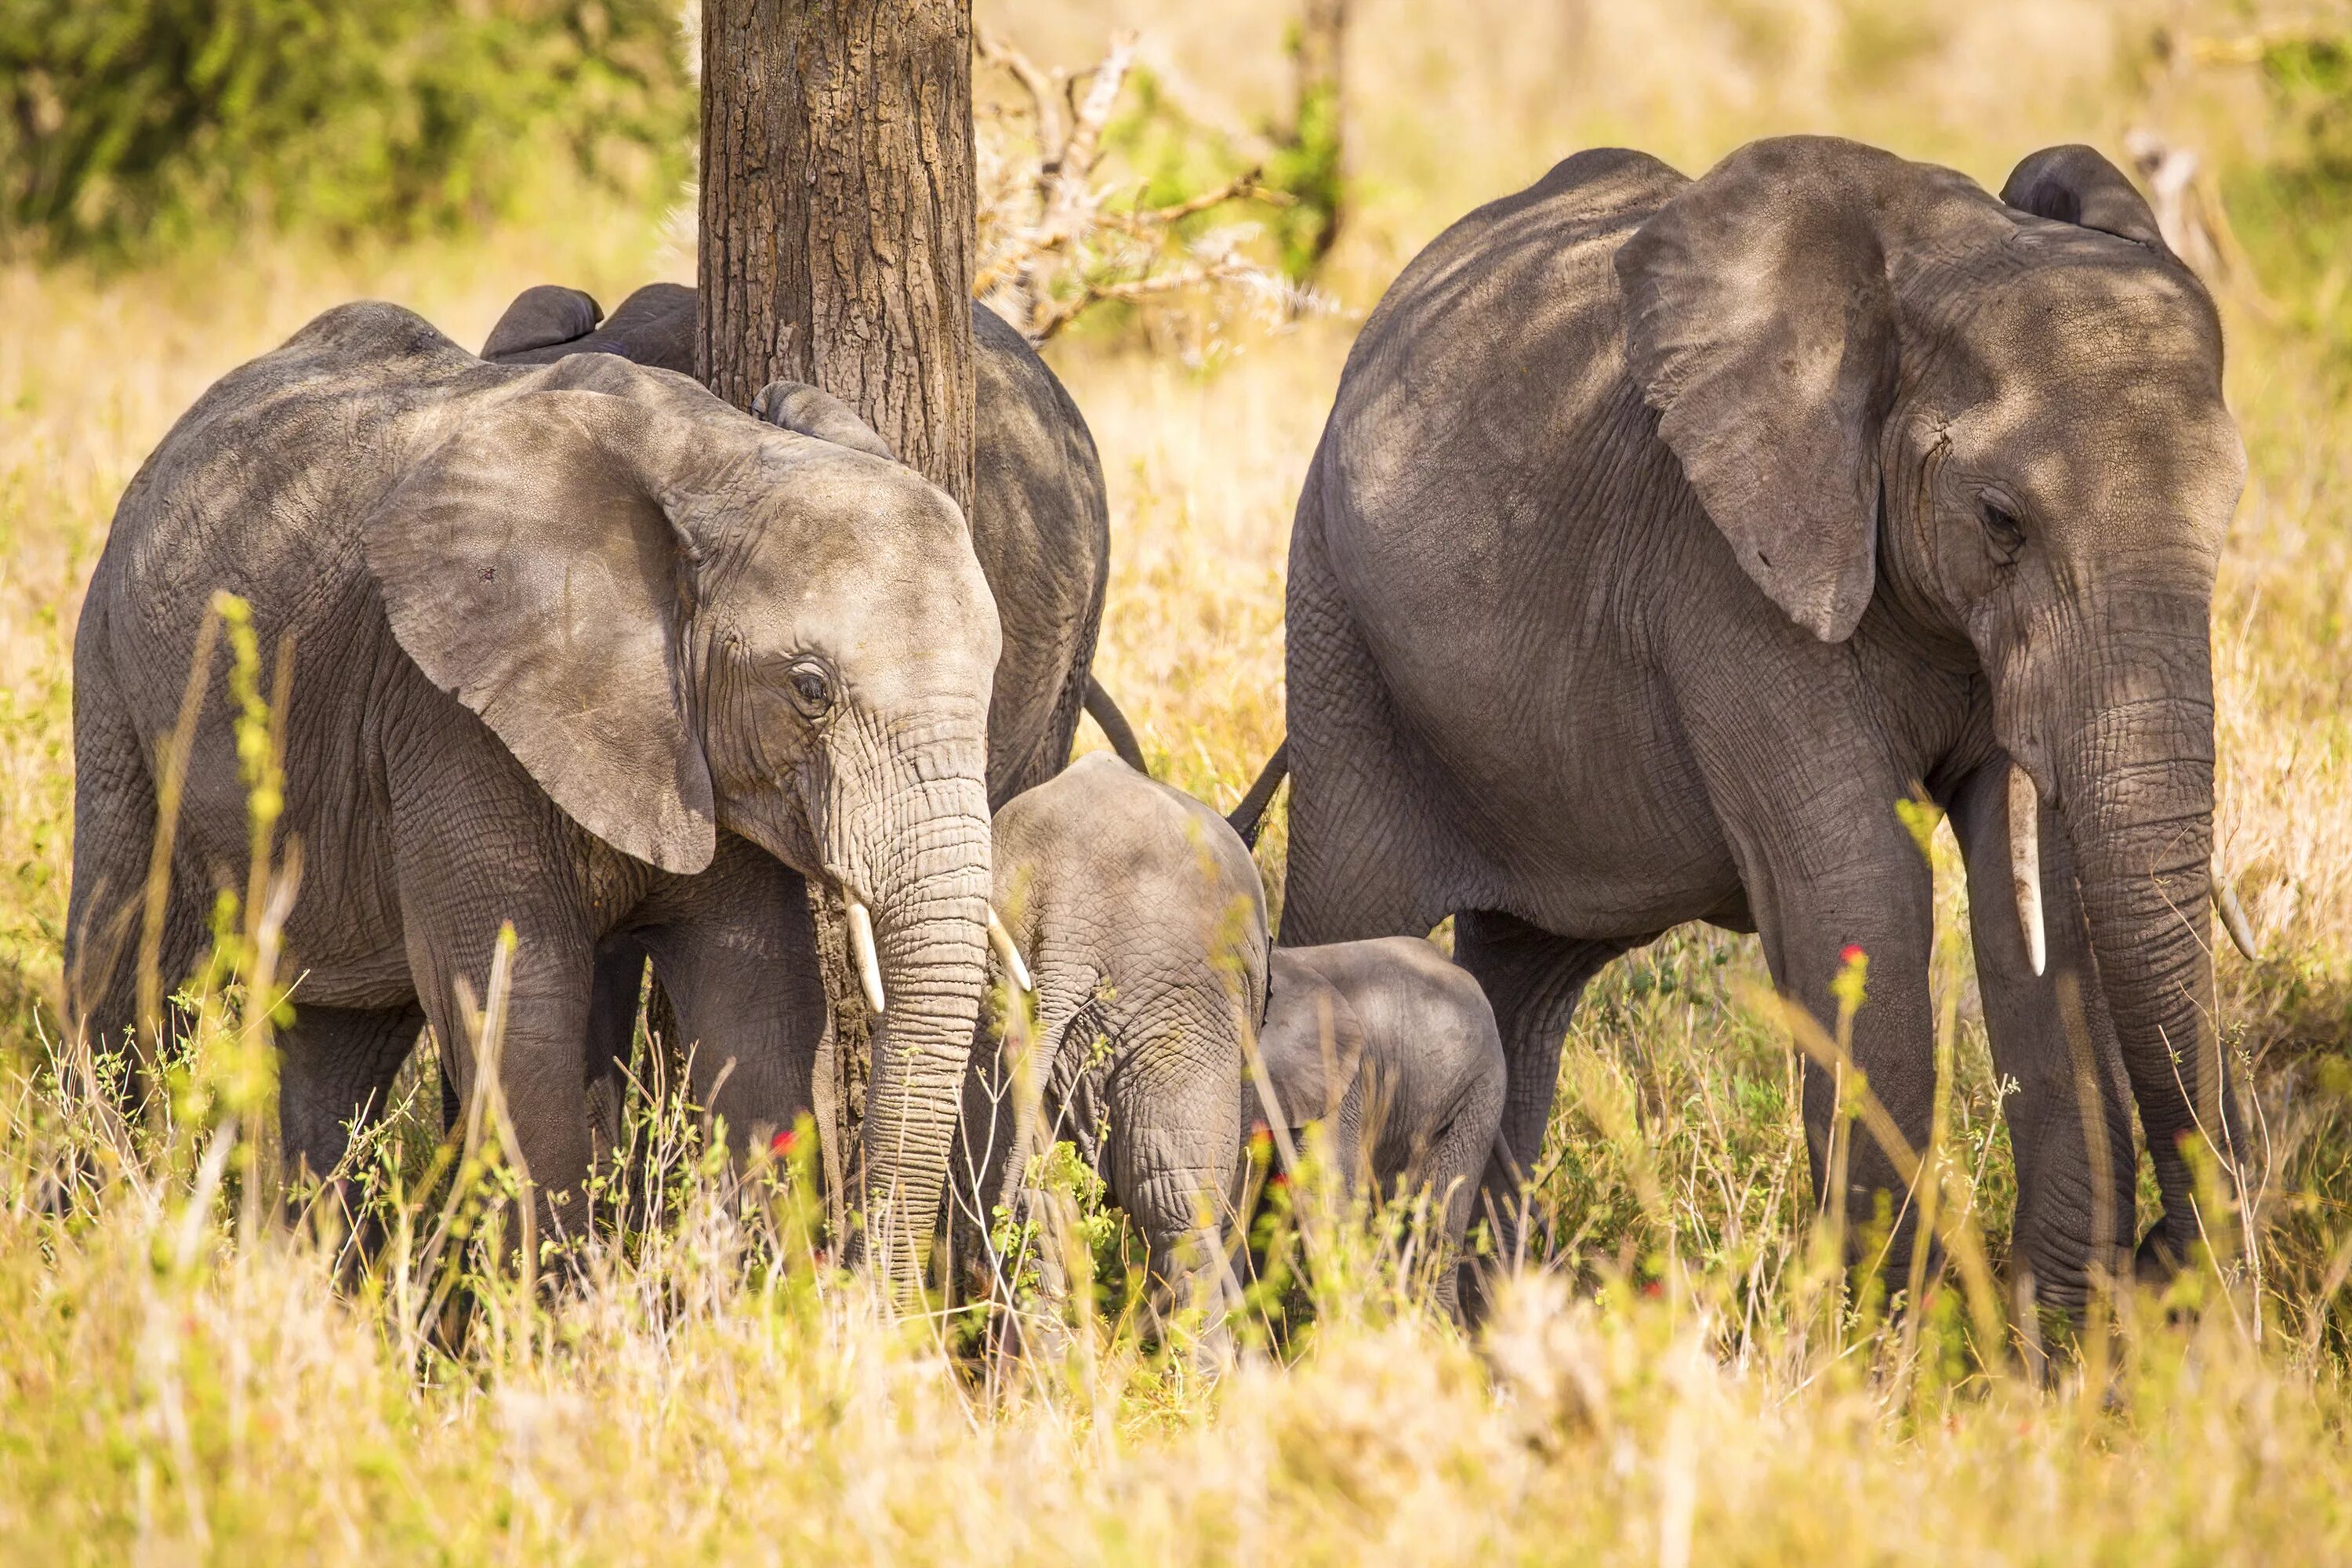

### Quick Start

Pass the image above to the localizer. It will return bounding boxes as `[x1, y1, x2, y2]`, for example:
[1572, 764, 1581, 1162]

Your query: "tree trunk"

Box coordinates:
[698, 0, 978, 513]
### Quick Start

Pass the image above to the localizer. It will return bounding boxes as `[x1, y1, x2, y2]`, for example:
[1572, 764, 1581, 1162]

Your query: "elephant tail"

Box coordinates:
[1228, 739, 1290, 849]
[1084, 675, 1151, 775]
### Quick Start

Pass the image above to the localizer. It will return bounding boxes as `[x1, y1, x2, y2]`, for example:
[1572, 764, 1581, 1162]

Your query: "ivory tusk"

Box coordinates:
[2008, 762, 2047, 978]
[842, 887, 886, 1014]
[986, 907, 1033, 993]
[2211, 844, 2259, 964]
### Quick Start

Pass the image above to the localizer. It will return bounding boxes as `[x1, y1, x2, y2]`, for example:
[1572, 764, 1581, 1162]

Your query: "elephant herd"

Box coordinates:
[66, 134, 2252, 1318]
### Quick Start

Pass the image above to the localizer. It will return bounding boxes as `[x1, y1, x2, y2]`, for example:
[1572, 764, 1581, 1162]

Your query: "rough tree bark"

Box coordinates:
[698, 0, 978, 513]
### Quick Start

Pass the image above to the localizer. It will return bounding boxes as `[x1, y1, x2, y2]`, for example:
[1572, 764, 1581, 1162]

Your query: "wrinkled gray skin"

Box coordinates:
[66, 303, 1001, 1272]
[484, 285, 1142, 1120]
[952, 753, 1268, 1309]
[1279, 137, 2246, 1309]
[1251, 938, 1504, 1318]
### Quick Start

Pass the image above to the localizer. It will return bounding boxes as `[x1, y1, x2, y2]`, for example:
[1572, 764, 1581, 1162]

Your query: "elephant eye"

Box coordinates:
[1978, 495, 2027, 561]
[782, 658, 836, 720]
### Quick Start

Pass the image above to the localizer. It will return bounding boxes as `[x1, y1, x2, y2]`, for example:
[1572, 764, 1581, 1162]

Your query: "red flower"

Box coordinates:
[1268, 1171, 1290, 1189]
[770, 1128, 800, 1156]
[1641, 1279, 1664, 1298]
[1839, 943, 1866, 965]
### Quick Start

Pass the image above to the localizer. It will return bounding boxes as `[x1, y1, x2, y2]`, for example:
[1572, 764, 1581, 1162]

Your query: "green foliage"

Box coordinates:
[1263, 79, 1343, 278]
[1099, 58, 1343, 283]
[2221, 30, 2352, 354]
[0, 0, 693, 262]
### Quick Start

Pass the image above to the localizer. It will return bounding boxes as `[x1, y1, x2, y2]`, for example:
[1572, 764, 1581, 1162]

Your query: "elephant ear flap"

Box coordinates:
[1615, 137, 1902, 644]
[2001, 145, 2172, 256]
[363, 390, 717, 874]
[1256, 961, 1367, 1129]
[481, 285, 601, 361]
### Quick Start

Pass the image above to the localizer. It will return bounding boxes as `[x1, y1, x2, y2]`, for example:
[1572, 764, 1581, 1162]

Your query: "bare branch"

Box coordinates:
[975, 27, 1332, 347]
[977, 27, 1065, 154]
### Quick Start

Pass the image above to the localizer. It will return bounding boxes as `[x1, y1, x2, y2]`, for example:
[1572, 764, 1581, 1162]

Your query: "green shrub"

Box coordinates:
[0, 0, 694, 262]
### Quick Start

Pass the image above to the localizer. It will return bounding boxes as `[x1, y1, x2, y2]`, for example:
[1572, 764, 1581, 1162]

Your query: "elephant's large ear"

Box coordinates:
[1257, 960, 1367, 1128]
[363, 389, 717, 874]
[2000, 145, 2171, 256]
[1615, 137, 1904, 644]
[481, 285, 601, 361]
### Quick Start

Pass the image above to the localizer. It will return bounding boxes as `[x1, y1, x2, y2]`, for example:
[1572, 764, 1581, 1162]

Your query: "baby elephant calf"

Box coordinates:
[1251, 937, 1505, 1317]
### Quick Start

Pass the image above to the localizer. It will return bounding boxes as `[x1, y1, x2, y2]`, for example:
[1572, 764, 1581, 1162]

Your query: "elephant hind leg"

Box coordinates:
[64, 666, 207, 1102]
[1451, 911, 1629, 1277]
[1279, 471, 1468, 948]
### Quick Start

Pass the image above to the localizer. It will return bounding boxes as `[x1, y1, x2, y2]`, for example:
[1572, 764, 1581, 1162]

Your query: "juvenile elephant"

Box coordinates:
[1251, 938, 1504, 1317]
[66, 303, 1001, 1279]
[1269, 137, 2249, 1308]
[953, 753, 1268, 1312]
[484, 285, 1147, 1142]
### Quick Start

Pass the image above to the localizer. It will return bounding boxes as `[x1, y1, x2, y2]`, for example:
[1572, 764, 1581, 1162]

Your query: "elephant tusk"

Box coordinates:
[2211, 844, 2259, 964]
[2008, 762, 2047, 978]
[986, 906, 1033, 993]
[842, 886, 887, 1014]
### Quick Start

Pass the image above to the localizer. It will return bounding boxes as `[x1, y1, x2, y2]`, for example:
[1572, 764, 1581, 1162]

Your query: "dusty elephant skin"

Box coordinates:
[1280, 136, 2248, 1308]
[1252, 938, 1504, 1318]
[65, 302, 1002, 1280]
[951, 753, 1269, 1313]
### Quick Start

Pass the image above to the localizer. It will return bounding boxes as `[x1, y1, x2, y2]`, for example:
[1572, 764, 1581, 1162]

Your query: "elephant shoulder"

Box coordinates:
[1355, 147, 1684, 348]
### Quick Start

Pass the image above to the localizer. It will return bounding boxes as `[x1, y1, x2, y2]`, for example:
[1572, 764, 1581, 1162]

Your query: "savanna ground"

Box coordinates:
[7, 0, 2352, 1560]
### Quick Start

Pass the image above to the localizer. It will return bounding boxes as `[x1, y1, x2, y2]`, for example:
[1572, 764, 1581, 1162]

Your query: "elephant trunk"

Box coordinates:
[840, 729, 994, 1296]
[2042, 597, 2240, 1270]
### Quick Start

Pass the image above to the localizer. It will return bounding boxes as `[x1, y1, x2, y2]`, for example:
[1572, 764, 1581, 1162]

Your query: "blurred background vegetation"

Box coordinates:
[0, 0, 694, 260]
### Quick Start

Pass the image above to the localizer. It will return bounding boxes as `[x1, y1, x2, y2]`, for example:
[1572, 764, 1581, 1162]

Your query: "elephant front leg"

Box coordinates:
[401, 895, 601, 1268]
[1949, 757, 2137, 1313]
[1739, 800, 1940, 1289]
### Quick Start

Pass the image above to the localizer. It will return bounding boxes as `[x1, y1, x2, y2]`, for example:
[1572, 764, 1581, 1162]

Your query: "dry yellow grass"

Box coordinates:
[6, 1, 2352, 1562]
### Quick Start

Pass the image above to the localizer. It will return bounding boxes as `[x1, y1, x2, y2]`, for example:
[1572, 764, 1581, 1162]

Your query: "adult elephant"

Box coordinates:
[66, 302, 1001, 1283]
[1267, 137, 2249, 1308]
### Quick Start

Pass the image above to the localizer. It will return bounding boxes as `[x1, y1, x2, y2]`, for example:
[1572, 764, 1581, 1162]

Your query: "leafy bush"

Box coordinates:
[0, 0, 694, 262]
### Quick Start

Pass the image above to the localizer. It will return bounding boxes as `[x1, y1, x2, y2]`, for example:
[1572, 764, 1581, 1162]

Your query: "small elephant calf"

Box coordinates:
[1250, 937, 1504, 1317]
[953, 752, 1267, 1316]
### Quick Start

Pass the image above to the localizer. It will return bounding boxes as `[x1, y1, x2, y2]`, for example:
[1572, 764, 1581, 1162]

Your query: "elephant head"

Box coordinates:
[1615, 136, 2246, 1269]
[365, 351, 1001, 1283]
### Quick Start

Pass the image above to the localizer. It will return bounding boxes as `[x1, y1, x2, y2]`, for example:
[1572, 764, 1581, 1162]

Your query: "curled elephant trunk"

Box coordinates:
[2045, 604, 2241, 1271]
[836, 741, 994, 1295]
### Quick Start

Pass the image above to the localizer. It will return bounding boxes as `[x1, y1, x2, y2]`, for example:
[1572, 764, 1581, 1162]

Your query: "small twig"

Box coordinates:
[976, 27, 1066, 154]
